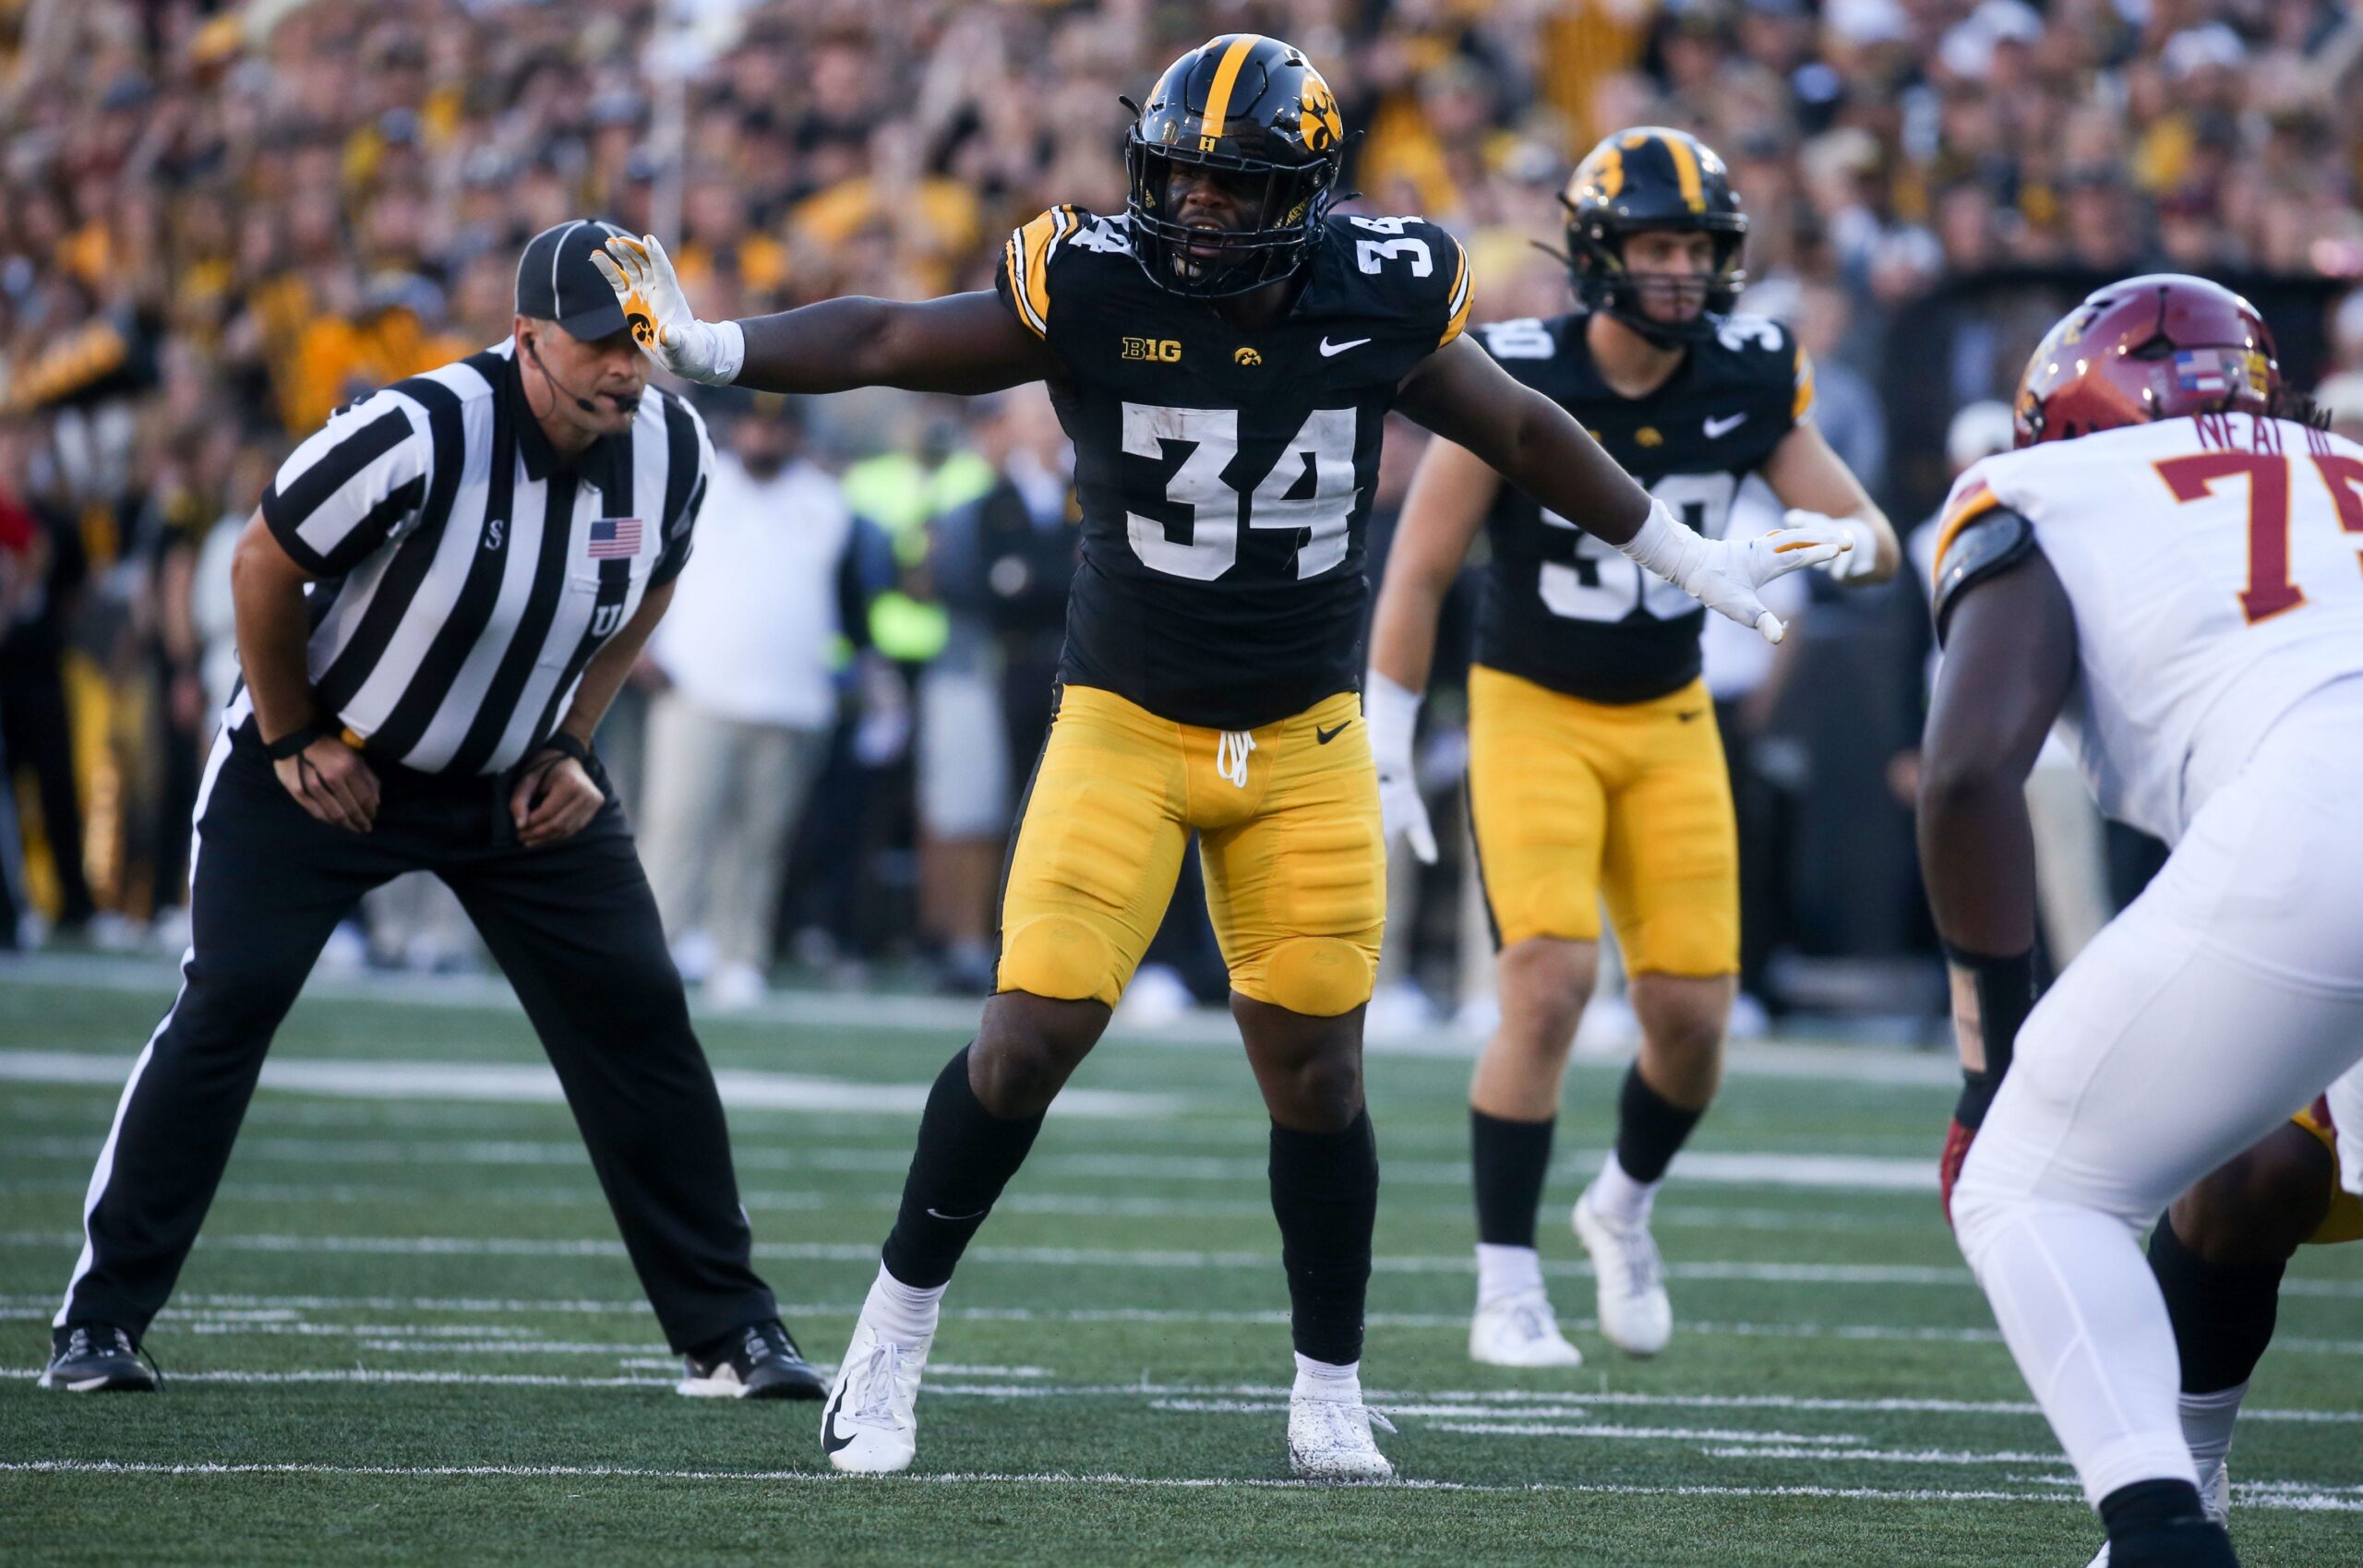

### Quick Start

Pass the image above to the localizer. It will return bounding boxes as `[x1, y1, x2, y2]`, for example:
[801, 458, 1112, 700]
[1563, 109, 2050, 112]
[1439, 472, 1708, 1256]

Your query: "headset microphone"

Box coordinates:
[526, 334, 605, 414]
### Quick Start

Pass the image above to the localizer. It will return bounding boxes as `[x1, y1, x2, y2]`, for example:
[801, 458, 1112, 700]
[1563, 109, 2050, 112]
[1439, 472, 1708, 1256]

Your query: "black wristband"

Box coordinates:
[263, 722, 332, 760]
[1943, 943, 2036, 1130]
[532, 731, 609, 796]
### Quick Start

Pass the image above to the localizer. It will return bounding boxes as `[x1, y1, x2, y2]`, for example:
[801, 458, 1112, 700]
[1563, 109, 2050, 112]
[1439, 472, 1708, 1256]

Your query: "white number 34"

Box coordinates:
[1349, 216, 1432, 278]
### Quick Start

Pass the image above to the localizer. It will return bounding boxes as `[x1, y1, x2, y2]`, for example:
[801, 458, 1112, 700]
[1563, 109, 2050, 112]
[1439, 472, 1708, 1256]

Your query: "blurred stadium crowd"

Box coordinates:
[6, 0, 2363, 1023]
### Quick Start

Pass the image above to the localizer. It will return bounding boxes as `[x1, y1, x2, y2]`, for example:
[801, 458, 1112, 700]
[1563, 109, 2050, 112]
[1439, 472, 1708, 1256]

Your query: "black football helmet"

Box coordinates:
[1124, 34, 1347, 300]
[1563, 126, 1747, 346]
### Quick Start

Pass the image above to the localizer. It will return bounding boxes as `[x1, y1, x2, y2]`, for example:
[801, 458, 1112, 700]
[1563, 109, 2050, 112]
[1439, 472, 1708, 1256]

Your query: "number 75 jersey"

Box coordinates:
[1933, 413, 2363, 844]
[995, 205, 1472, 730]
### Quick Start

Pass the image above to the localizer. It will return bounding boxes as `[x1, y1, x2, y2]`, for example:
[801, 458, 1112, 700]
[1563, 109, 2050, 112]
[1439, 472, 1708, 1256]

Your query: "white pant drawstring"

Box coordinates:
[1217, 729, 1256, 788]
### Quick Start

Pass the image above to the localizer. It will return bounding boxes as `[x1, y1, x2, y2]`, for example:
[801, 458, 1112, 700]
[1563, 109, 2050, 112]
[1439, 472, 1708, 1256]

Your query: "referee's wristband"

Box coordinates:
[532, 731, 610, 796]
[263, 723, 332, 761]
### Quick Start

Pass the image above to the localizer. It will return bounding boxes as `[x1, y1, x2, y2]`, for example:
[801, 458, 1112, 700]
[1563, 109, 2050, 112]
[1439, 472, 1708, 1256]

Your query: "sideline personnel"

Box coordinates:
[40, 221, 823, 1402]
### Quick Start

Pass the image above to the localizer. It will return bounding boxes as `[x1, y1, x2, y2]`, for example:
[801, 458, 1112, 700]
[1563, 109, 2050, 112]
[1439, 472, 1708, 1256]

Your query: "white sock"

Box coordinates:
[863, 1262, 945, 1347]
[1475, 1242, 1545, 1309]
[2179, 1382, 2246, 1499]
[1587, 1151, 1659, 1227]
[1291, 1352, 1361, 1402]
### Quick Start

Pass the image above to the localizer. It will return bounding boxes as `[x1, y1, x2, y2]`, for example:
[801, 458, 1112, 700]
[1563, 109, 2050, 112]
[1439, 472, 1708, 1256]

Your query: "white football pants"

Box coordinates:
[1952, 678, 2363, 1508]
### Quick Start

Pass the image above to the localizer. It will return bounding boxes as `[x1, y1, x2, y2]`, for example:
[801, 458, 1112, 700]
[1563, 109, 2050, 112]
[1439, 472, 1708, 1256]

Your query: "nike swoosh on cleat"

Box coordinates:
[1704, 413, 1748, 437]
[821, 1384, 856, 1453]
[1314, 722, 1350, 745]
[1319, 336, 1372, 357]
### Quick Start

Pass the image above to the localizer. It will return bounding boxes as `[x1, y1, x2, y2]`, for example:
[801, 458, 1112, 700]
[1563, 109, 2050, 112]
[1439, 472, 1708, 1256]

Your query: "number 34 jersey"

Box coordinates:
[1933, 413, 2363, 844]
[995, 206, 1472, 730]
[1473, 311, 1810, 704]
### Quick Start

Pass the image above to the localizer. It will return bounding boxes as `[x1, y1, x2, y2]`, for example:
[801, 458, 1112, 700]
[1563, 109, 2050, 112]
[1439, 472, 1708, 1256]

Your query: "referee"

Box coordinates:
[40, 220, 823, 1401]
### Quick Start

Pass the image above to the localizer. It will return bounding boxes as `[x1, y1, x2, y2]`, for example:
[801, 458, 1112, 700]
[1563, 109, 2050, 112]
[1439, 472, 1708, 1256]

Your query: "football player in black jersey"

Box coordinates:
[1367, 128, 1899, 1371]
[596, 45, 1846, 1477]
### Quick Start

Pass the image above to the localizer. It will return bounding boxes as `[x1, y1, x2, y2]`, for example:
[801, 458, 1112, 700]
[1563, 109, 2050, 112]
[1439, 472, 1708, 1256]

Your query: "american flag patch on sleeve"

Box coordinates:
[588, 517, 643, 558]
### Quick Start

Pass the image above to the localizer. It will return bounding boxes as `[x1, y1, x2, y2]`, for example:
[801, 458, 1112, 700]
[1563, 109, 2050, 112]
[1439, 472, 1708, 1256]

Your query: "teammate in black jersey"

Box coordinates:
[1367, 128, 1899, 1371]
[597, 44, 1846, 1477]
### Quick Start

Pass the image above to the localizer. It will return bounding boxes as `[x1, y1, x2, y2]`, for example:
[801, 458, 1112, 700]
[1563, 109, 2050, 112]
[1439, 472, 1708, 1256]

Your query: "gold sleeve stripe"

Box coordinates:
[1198, 33, 1262, 141]
[1792, 343, 1816, 422]
[1929, 480, 2002, 590]
[1005, 207, 1075, 340]
[1660, 132, 1706, 214]
[1440, 240, 1473, 347]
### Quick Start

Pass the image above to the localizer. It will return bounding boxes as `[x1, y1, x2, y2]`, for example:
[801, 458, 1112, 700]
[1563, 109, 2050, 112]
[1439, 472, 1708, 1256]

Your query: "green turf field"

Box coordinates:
[2, 963, 2357, 1566]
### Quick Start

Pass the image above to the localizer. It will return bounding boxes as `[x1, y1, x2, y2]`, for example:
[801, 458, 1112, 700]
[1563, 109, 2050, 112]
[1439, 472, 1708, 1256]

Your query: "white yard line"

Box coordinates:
[0, 1048, 1175, 1121]
[3, 1457, 2356, 1512]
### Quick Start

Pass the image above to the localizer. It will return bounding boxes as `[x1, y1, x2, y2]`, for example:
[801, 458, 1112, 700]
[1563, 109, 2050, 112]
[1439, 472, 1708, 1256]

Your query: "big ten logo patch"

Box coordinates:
[1121, 337, 1182, 363]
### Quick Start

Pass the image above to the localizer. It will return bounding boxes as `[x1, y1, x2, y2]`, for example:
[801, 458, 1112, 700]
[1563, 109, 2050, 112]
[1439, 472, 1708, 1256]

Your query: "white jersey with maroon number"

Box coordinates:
[1937, 413, 2363, 844]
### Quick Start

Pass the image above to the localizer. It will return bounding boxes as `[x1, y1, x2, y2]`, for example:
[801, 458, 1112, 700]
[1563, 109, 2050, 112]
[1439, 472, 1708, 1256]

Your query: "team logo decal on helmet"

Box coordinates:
[2013, 274, 2282, 448]
[1559, 126, 1747, 347]
[1123, 34, 1347, 300]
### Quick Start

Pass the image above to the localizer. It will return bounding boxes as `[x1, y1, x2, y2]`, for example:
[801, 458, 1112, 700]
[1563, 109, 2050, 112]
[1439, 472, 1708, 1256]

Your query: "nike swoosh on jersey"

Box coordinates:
[1319, 336, 1373, 357]
[1315, 721, 1350, 744]
[1705, 413, 1749, 437]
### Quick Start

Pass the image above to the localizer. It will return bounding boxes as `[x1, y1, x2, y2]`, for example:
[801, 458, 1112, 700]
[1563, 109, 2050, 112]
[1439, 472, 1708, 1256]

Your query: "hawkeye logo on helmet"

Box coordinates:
[1122, 337, 1182, 364]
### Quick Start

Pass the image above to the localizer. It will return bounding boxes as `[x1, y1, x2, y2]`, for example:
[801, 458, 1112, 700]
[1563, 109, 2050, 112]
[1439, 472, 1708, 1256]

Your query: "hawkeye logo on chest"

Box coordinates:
[1121, 337, 1182, 364]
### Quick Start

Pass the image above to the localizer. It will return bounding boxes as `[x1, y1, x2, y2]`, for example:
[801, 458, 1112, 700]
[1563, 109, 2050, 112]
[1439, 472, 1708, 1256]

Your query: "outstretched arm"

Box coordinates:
[594, 236, 1061, 395]
[1395, 337, 1850, 641]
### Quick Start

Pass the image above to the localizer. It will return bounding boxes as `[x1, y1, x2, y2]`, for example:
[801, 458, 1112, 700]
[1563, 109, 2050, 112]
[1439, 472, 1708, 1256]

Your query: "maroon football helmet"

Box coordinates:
[2013, 274, 2279, 449]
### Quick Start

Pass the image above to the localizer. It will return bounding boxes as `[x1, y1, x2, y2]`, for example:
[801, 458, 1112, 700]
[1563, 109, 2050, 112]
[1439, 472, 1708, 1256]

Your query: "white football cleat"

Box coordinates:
[1288, 1391, 1397, 1480]
[2081, 1461, 2230, 1566]
[1573, 1184, 1672, 1358]
[820, 1315, 930, 1474]
[1469, 1287, 1584, 1369]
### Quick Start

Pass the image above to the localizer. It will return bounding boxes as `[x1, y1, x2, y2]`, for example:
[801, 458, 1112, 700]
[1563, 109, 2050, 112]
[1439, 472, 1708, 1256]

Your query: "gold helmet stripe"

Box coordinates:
[1197, 33, 1264, 143]
[1658, 131, 1707, 214]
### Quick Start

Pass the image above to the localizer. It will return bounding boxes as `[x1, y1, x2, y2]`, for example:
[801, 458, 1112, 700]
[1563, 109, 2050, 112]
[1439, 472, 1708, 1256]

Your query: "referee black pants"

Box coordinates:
[55, 725, 778, 1353]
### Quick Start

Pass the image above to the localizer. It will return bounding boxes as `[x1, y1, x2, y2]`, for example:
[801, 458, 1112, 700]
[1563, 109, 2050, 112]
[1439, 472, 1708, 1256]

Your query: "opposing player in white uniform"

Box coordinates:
[1918, 275, 2363, 1568]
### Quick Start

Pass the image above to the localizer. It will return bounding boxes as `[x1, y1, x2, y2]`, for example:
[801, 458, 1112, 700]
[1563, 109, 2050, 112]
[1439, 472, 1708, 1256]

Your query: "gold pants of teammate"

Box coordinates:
[1467, 664, 1738, 976]
[995, 685, 1384, 1015]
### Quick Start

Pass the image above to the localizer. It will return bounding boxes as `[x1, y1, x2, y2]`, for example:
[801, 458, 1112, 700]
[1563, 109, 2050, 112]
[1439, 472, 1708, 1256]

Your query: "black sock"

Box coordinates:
[1613, 1062, 1705, 1185]
[2146, 1211, 2285, 1394]
[1269, 1109, 1378, 1367]
[880, 1046, 1046, 1290]
[2098, 1478, 2237, 1565]
[1470, 1108, 1554, 1248]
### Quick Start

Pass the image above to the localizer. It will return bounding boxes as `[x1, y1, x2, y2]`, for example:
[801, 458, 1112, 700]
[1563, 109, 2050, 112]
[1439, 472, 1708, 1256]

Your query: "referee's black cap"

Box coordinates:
[515, 218, 632, 341]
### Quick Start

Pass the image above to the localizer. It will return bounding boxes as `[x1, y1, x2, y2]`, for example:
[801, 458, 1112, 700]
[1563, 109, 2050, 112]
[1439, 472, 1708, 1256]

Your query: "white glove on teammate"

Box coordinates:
[589, 234, 746, 386]
[1617, 498, 1849, 643]
[1366, 671, 1436, 866]
[1784, 508, 1883, 581]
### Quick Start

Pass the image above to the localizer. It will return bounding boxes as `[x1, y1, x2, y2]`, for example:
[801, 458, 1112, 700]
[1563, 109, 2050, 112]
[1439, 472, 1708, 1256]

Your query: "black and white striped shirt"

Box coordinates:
[246, 341, 711, 775]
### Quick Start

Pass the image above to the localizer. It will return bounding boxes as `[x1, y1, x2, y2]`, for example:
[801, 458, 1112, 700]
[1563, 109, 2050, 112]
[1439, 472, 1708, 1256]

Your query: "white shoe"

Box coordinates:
[820, 1315, 930, 1474]
[1469, 1287, 1584, 1369]
[1573, 1185, 1672, 1358]
[2083, 1462, 2230, 1567]
[1288, 1389, 1397, 1479]
[706, 961, 766, 1012]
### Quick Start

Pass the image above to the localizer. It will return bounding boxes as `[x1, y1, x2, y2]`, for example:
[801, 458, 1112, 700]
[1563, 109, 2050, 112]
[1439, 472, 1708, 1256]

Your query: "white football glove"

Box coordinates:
[1785, 508, 1883, 581]
[1617, 497, 1849, 643]
[589, 234, 745, 386]
[1366, 671, 1436, 866]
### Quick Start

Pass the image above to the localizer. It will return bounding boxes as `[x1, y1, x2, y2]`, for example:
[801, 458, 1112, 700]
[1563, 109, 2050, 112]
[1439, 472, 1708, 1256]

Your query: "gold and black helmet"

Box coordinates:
[1123, 34, 1347, 300]
[1563, 126, 1748, 345]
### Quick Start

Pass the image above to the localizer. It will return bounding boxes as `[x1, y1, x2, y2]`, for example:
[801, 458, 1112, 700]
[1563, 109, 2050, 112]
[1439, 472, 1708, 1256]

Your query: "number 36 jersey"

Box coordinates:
[1933, 413, 2363, 844]
[995, 206, 1472, 730]
[1473, 311, 1810, 704]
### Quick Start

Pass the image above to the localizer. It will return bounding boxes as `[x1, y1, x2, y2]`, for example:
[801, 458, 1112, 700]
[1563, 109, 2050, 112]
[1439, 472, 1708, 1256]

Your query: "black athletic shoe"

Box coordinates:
[678, 1319, 827, 1400]
[39, 1324, 158, 1393]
